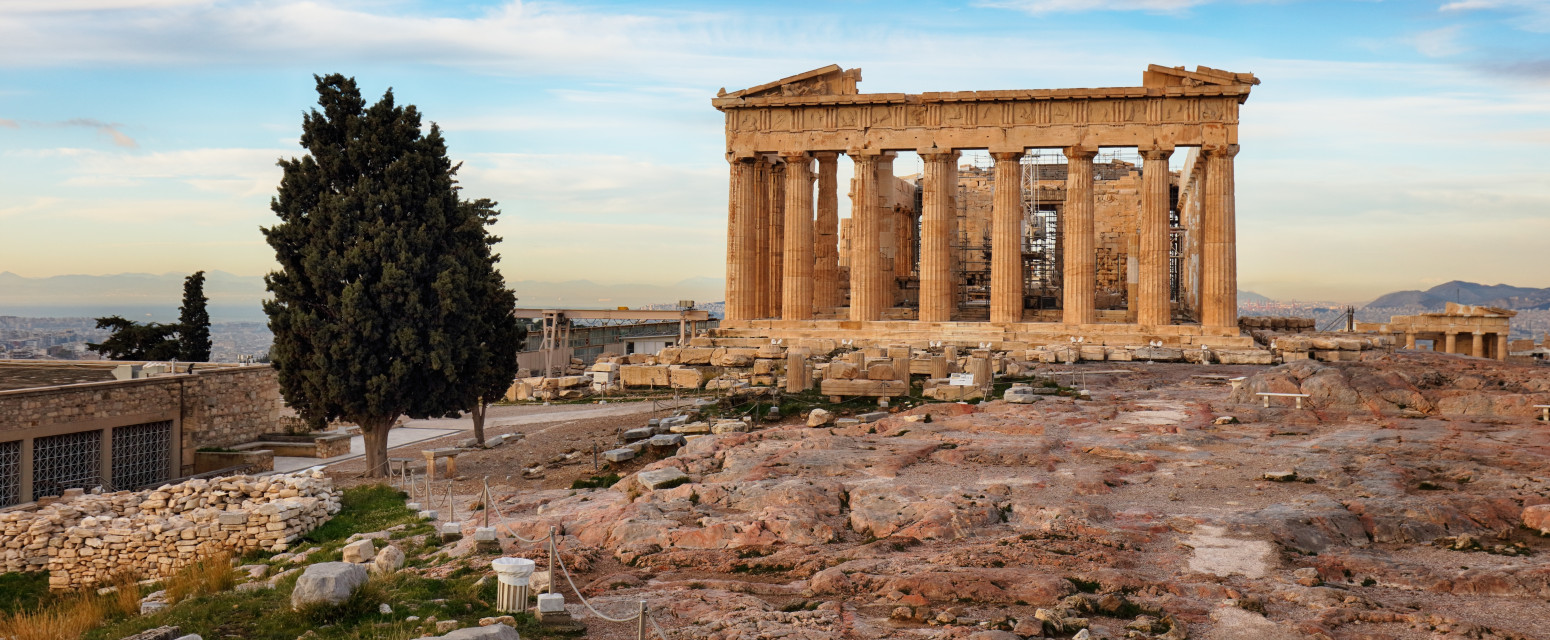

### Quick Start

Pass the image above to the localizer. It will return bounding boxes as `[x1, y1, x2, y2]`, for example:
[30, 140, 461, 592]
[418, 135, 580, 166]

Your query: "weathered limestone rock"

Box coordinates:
[1524, 504, 1550, 535]
[637, 468, 689, 490]
[435, 625, 520, 640]
[341, 539, 375, 564]
[290, 562, 368, 610]
[668, 366, 708, 389]
[807, 408, 835, 427]
[602, 448, 637, 463]
[619, 365, 671, 387]
[371, 545, 405, 574]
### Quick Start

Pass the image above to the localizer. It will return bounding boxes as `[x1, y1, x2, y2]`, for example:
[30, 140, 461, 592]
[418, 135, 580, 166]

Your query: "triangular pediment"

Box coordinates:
[720, 65, 862, 99]
[1145, 64, 1260, 88]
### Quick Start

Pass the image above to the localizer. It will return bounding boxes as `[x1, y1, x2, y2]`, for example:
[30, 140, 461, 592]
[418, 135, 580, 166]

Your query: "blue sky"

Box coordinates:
[1, 0, 1547, 303]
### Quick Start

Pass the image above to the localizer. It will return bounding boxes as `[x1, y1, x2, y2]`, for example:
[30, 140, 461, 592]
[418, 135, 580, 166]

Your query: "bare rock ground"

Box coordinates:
[337, 353, 1550, 639]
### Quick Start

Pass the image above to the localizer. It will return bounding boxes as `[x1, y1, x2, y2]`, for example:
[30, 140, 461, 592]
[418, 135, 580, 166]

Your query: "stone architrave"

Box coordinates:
[990, 151, 1024, 324]
[782, 152, 815, 320]
[813, 152, 841, 311]
[1138, 147, 1173, 326]
[1063, 147, 1098, 325]
[849, 153, 883, 321]
[1201, 145, 1239, 329]
[919, 149, 959, 323]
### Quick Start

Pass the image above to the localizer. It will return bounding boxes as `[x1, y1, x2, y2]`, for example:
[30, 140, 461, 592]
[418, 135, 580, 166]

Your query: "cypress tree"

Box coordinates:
[263, 74, 510, 476]
[177, 271, 212, 362]
[87, 316, 179, 360]
[457, 198, 525, 445]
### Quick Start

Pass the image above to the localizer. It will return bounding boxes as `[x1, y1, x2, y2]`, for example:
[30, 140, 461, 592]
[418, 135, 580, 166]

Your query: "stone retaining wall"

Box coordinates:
[0, 470, 339, 590]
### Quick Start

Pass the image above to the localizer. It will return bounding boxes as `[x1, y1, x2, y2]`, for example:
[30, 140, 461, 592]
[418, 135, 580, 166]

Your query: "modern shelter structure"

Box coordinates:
[712, 64, 1257, 348]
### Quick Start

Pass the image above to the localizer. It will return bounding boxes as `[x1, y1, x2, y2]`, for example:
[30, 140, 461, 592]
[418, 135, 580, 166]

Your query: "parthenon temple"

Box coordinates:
[712, 64, 1259, 349]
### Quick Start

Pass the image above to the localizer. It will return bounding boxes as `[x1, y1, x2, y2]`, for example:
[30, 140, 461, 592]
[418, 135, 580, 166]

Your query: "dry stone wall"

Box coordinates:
[0, 470, 339, 590]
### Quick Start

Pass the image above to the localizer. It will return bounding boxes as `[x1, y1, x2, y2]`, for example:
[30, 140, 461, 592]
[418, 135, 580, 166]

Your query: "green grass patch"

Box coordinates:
[304, 485, 419, 545]
[0, 572, 54, 615]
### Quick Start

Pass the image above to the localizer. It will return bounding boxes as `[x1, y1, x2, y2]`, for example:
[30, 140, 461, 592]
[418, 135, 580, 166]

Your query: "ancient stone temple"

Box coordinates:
[713, 64, 1257, 349]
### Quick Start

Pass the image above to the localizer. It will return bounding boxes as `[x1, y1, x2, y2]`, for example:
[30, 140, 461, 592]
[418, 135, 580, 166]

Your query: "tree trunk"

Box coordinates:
[358, 415, 398, 478]
[471, 397, 486, 446]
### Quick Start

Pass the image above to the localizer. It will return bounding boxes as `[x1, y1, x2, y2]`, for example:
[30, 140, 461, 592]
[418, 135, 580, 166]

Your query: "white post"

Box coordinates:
[491, 557, 536, 614]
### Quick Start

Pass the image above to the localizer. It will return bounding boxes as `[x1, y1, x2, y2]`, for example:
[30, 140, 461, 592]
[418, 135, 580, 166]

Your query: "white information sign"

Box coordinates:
[948, 373, 975, 387]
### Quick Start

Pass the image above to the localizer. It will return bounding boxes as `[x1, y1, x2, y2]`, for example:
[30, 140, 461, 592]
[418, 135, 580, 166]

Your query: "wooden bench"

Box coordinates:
[422, 448, 462, 480]
[1257, 392, 1311, 409]
[1535, 405, 1550, 422]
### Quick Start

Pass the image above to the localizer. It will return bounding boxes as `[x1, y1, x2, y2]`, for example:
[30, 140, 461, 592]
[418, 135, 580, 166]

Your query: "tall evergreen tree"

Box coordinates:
[456, 198, 525, 445]
[87, 316, 179, 360]
[177, 270, 212, 362]
[263, 74, 511, 476]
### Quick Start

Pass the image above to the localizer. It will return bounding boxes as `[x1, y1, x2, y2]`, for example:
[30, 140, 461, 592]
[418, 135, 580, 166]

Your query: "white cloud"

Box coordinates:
[975, 0, 1213, 13]
[1410, 25, 1468, 57]
[0, 0, 210, 13]
[1440, 0, 1550, 32]
[48, 147, 286, 197]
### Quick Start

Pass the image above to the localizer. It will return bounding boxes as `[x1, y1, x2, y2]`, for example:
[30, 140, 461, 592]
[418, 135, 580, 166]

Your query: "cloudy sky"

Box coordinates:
[1, 0, 1547, 304]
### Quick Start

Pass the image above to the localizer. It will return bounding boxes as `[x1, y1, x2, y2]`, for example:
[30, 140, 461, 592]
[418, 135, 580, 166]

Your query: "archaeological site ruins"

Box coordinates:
[714, 64, 1256, 350]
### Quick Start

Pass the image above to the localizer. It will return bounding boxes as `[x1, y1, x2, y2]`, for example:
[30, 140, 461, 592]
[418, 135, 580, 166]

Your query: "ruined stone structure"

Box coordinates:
[714, 64, 1256, 348]
[1356, 302, 1515, 360]
[0, 362, 282, 507]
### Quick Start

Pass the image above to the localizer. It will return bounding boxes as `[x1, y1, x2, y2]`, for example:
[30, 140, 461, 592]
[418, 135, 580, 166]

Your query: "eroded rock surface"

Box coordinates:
[490, 354, 1550, 639]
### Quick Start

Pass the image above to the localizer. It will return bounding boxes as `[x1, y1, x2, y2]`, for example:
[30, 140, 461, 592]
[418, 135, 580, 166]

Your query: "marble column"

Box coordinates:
[1472, 331, 1484, 358]
[781, 152, 815, 320]
[1138, 148, 1173, 326]
[919, 150, 959, 323]
[1445, 331, 1457, 354]
[990, 151, 1024, 324]
[767, 162, 786, 319]
[725, 157, 759, 321]
[1496, 333, 1509, 360]
[1062, 147, 1097, 325]
[876, 154, 898, 308]
[1405, 332, 1416, 350]
[849, 153, 882, 321]
[813, 153, 841, 311]
[1201, 145, 1240, 329]
[752, 160, 771, 319]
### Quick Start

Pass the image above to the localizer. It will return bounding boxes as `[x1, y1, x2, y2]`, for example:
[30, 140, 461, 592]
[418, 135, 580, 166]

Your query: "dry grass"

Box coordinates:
[165, 552, 237, 604]
[103, 572, 142, 619]
[0, 592, 107, 640]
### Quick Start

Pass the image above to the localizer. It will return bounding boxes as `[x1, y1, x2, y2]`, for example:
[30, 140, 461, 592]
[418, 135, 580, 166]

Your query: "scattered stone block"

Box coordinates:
[637, 468, 689, 490]
[290, 562, 368, 610]
[1522, 504, 1550, 535]
[807, 408, 834, 427]
[371, 545, 405, 574]
[669, 421, 710, 434]
[621, 427, 654, 441]
[341, 539, 375, 564]
[856, 412, 888, 423]
[602, 448, 637, 463]
[711, 420, 750, 434]
[648, 434, 686, 448]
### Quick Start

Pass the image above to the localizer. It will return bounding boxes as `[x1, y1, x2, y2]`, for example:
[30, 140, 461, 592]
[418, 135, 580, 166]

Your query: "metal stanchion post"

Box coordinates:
[637, 601, 647, 640]
[547, 526, 557, 594]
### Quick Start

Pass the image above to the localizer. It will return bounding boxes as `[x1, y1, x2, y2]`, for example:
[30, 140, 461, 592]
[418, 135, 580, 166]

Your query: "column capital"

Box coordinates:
[1063, 146, 1098, 161]
[1203, 144, 1241, 158]
[845, 148, 894, 159]
[778, 151, 811, 163]
[812, 151, 840, 161]
[727, 155, 757, 165]
[990, 151, 1023, 162]
[919, 149, 961, 162]
[1138, 147, 1174, 161]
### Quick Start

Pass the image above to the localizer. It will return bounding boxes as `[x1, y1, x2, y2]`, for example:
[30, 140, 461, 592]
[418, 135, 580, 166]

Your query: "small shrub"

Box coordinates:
[570, 474, 622, 490]
[654, 476, 689, 491]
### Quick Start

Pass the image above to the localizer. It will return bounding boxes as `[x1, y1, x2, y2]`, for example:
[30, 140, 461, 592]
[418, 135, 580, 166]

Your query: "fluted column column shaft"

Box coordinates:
[875, 154, 897, 308]
[849, 154, 882, 321]
[919, 150, 959, 323]
[1472, 332, 1484, 358]
[725, 158, 759, 321]
[1202, 145, 1240, 329]
[766, 163, 786, 318]
[751, 160, 771, 319]
[813, 153, 841, 311]
[1138, 148, 1173, 326]
[990, 151, 1024, 324]
[781, 152, 815, 320]
[1062, 148, 1097, 325]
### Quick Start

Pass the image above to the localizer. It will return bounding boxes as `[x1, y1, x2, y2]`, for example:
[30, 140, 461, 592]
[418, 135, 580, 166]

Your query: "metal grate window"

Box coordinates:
[111, 421, 172, 491]
[32, 430, 101, 500]
[0, 440, 19, 508]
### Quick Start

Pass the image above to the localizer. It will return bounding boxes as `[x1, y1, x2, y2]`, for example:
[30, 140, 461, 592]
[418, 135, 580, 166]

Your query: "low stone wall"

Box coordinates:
[0, 470, 340, 590]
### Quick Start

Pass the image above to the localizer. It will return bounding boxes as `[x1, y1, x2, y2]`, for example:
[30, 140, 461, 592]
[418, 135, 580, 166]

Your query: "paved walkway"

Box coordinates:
[269, 400, 673, 474]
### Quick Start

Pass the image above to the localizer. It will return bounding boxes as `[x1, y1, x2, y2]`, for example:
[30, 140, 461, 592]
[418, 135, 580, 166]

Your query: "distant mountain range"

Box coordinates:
[1364, 281, 1550, 310]
[0, 271, 728, 322]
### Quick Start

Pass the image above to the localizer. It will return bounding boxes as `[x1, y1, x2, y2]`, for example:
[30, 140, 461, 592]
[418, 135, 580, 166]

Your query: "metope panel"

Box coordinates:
[111, 421, 172, 491]
[32, 430, 101, 500]
[0, 440, 20, 508]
